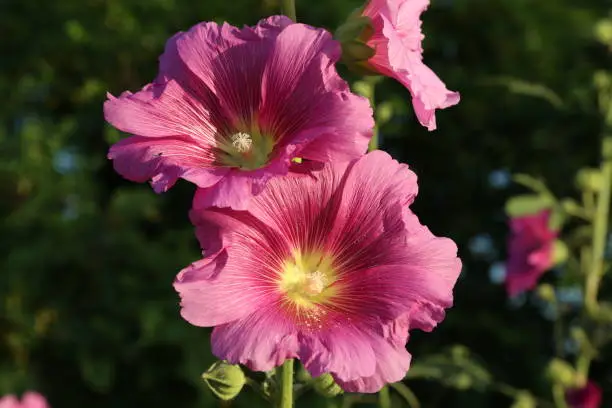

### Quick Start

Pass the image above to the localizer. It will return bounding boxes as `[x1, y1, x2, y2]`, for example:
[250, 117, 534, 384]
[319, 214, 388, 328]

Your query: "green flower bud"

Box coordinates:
[595, 19, 612, 46]
[202, 361, 246, 401]
[536, 284, 556, 303]
[575, 168, 603, 192]
[552, 240, 568, 266]
[312, 373, 343, 398]
[511, 392, 536, 408]
[546, 358, 577, 388]
[335, 9, 380, 75]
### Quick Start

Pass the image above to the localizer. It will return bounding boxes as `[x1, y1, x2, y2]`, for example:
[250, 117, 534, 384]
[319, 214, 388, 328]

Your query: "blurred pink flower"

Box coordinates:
[174, 150, 461, 392]
[566, 381, 602, 408]
[105, 16, 373, 210]
[361, 0, 459, 130]
[0, 392, 48, 408]
[506, 210, 557, 296]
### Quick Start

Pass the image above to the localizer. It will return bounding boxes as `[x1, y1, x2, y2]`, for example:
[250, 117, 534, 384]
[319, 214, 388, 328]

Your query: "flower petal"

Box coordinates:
[20, 392, 49, 408]
[175, 251, 271, 327]
[335, 333, 411, 393]
[108, 135, 228, 192]
[0, 395, 19, 408]
[299, 323, 378, 381]
[211, 306, 299, 371]
[104, 80, 216, 142]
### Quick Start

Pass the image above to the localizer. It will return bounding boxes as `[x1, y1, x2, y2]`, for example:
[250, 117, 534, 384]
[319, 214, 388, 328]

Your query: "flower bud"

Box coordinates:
[312, 373, 343, 398]
[511, 392, 536, 408]
[536, 284, 556, 303]
[552, 240, 569, 266]
[546, 358, 577, 388]
[595, 19, 612, 46]
[335, 10, 378, 75]
[575, 168, 602, 192]
[202, 361, 246, 401]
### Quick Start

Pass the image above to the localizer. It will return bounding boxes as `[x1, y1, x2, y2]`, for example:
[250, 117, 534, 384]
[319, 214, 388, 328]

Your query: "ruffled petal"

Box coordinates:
[19, 393, 49, 408]
[298, 324, 377, 381]
[363, 0, 459, 131]
[104, 80, 217, 142]
[506, 210, 557, 296]
[0, 395, 19, 408]
[175, 253, 255, 326]
[211, 306, 299, 371]
[335, 333, 411, 393]
[259, 23, 372, 161]
[108, 135, 228, 192]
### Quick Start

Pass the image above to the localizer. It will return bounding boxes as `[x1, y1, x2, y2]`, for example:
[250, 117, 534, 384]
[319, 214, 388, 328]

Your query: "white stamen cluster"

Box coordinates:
[231, 132, 253, 153]
[303, 270, 328, 296]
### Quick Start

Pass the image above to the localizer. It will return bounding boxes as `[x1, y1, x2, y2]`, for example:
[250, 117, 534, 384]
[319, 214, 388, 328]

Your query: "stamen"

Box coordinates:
[231, 132, 253, 153]
[302, 270, 328, 296]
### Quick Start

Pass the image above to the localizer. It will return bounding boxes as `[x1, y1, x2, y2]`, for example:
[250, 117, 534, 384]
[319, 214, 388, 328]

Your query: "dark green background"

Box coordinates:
[1, 0, 611, 406]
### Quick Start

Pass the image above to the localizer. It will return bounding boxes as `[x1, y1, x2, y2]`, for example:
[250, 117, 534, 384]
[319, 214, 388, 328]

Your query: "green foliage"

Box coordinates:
[405, 345, 492, 391]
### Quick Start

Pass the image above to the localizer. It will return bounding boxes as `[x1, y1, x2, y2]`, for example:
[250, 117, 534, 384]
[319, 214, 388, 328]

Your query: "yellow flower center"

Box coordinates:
[279, 251, 337, 309]
[217, 129, 275, 171]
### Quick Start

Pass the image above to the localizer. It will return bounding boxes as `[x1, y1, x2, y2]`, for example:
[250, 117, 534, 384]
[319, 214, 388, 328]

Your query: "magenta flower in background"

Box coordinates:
[361, 0, 459, 130]
[174, 150, 461, 392]
[0, 392, 48, 408]
[566, 381, 602, 408]
[505, 210, 557, 297]
[104, 16, 373, 210]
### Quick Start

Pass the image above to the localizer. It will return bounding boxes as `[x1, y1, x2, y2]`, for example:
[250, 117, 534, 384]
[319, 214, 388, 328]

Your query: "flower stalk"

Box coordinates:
[281, 0, 297, 21]
[378, 386, 391, 408]
[368, 79, 379, 152]
[278, 359, 294, 408]
[585, 134, 612, 316]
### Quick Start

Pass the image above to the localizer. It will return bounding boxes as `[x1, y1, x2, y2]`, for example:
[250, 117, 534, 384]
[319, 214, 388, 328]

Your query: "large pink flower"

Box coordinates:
[566, 381, 603, 408]
[174, 150, 461, 392]
[0, 392, 48, 408]
[361, 0, 459, 130]
[105, 16, 373, 210]
[505, 210, 557, 297]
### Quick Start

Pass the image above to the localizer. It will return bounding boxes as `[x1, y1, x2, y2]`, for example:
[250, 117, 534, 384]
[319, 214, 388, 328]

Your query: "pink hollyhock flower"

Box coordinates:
[566, 381, 603, 408]
[174, 150, 461, 392]
[505, 210, 557, 297]
[0, 392, 49, 408]
[360, 0, 459, 130]
[105, 16, 373, 210]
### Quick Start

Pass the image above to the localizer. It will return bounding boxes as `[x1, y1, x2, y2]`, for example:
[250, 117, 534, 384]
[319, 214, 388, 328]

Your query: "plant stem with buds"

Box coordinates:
[586, 135, 612, 316]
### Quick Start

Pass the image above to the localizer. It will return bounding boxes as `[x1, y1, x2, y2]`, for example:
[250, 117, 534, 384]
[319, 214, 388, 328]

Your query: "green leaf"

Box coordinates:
[512, 174, 551, 195]
[505, 194, 554, 217]
[482, 77, 564, 109]
[79, 355, 115, 392]
[405, 345, 491, 391]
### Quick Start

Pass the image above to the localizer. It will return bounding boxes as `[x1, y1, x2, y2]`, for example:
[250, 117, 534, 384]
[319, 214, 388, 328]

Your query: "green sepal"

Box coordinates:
[202, 361, 246, 401]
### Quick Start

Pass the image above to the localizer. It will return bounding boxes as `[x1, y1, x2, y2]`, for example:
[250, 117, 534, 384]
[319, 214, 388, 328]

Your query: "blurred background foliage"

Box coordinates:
[1, 0, 611, 406]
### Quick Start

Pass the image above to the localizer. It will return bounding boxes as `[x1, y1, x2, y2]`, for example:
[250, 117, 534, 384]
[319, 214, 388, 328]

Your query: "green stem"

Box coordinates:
[281, 0, 297, 21]
[278, 359, 294, 408]
[390, 383, 420, 408]
[552, 384, 569, 408]
[368, 82, 378, 152]
[586, 135, 612, 316]
[576, 354, 592, 386]
[378, 386, 391, 408]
